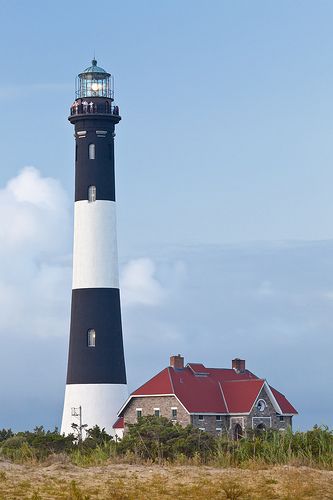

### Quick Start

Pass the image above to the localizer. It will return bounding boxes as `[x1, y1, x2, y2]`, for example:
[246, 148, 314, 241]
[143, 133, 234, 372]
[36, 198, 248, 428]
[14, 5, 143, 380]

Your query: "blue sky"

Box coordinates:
[0, 0, 333, 430]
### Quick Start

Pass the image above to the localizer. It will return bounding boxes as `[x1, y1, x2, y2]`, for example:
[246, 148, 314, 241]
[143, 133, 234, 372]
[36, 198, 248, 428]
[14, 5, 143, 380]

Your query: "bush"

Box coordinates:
[0, 429, 13, 442]
[1, 421, 333, 469]
[0, 426, 74, 461]
[118, 415, 215, 462]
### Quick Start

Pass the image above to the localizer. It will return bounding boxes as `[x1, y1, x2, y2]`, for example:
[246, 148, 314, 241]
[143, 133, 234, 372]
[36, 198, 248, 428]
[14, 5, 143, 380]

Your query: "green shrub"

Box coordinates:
[118, 415, 215, 462]
[0, 428, 13, 442]
[1, 421, 333, 469]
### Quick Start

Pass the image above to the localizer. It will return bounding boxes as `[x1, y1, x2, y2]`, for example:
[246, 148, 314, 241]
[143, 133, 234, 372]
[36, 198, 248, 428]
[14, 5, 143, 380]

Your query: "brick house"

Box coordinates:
[115, 355, 297, 439]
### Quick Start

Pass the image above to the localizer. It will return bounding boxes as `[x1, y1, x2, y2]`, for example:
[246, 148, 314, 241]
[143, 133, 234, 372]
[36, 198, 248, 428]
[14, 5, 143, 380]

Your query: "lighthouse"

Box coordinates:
[61, 60, 127, 436]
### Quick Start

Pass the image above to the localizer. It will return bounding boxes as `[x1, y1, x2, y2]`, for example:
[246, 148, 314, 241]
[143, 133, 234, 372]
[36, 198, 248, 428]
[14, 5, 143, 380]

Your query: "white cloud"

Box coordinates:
[121, 258, 166, 307]
[0, 167, 72, 338]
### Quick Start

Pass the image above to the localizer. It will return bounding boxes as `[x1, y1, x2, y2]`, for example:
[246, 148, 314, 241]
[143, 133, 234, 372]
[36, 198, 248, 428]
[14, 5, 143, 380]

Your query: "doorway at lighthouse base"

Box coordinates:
[61, 383, 128, 436]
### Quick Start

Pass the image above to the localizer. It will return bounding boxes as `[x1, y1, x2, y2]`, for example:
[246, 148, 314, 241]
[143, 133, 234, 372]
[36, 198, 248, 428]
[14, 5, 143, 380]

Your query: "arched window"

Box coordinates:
[87, 329, 96, 347]
[88, 185, 96, 202]
[88, 143, 95, 160]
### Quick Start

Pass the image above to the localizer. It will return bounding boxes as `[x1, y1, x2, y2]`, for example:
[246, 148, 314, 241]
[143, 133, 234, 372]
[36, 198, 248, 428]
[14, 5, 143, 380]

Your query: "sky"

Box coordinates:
[0, 0, 333, 430]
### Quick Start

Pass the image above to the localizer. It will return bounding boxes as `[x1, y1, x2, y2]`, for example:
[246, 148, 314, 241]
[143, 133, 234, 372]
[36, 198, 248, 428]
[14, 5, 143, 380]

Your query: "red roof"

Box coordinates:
[132, 367, 173, 396]
[220, 379, 265, 413]
[113, 416, 124, 429]
[270, 386, 298, 414]
[125, 362, 297, 416]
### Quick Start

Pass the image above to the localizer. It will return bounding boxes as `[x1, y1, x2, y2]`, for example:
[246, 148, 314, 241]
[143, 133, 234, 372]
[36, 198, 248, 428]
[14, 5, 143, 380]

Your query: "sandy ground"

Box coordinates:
[0, 459, 333, 499]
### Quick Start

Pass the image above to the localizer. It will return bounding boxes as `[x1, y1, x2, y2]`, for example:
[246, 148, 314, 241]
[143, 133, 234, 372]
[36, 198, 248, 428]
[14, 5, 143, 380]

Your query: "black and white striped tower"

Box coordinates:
[61, 60, 127, 436]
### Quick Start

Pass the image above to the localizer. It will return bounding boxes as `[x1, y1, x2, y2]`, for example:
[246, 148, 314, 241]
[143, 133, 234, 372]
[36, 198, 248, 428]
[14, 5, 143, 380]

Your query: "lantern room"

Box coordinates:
[76, 59, 114, 99]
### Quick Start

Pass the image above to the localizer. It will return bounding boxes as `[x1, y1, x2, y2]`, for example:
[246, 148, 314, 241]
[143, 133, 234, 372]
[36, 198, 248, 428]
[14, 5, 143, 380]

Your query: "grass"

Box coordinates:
[1, 423, 333, 498]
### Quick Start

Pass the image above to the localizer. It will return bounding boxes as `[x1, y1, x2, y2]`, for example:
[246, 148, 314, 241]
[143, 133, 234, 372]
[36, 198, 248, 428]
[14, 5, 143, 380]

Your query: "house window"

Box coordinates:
[199, 428, 205, 431]
[198, 415, 204, 421]
[136, 409, 142, 419]
[87, 329, 96, 347]
[88, 143, 96, 159]
[216, 428, 222, 433]
[279, 416, 285, 422]
[171, 408, 177, 419]
[88, 185, 96, 202]
[216, 415, 222, 421]
[154, 408, 160, 417]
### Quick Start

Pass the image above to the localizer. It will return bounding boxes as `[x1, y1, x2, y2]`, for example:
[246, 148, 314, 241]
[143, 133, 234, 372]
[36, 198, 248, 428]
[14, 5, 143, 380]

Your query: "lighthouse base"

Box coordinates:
[60, 383, 128, 437]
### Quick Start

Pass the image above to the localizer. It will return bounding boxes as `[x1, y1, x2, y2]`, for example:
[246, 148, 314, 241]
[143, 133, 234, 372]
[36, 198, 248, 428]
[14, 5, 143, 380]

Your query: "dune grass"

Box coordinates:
[0, 461, 333, 499]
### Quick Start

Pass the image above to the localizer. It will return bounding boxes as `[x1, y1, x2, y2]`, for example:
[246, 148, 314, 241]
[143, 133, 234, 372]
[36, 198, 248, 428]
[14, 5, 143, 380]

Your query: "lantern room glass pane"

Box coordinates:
[77, 76, 112, 98]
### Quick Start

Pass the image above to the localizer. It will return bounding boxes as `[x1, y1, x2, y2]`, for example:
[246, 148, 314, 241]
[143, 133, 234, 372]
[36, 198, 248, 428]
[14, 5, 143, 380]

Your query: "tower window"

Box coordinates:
[88, 143, 96, 160]
[88, 185, 96, 202]
[87, 329, 96, 347]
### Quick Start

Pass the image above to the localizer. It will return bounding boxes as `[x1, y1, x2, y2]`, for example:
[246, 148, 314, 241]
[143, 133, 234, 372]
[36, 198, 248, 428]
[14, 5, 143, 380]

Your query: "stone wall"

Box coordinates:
[191, 415, 229, 435]
[123, 395, 190, 428]
[243, 386, 293, 433]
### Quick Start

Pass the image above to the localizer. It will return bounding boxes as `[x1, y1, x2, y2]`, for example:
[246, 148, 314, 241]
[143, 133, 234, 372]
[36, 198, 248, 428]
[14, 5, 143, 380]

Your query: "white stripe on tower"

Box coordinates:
[72, 200, 119, 289]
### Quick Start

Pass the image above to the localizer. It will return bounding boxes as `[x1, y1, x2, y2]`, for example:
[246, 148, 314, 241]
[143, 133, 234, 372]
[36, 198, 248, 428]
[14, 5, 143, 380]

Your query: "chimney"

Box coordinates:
[232, 358, 245, 373]
[170, 354, 184, 370]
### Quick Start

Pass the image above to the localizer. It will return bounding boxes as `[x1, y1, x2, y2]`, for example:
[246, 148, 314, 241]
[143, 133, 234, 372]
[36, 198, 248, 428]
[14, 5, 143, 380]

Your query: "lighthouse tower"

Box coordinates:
[61, 60, 127, 436]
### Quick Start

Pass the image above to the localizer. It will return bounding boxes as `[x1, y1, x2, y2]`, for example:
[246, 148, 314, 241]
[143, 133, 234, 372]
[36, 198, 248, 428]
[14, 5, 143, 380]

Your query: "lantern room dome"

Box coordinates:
[79, 59, 110, 78]
[76, 59, 114, 99]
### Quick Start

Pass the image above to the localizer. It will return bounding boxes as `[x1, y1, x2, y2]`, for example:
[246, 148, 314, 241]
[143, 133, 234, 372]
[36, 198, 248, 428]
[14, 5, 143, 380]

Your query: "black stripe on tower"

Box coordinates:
[66, 288, 127, 385]
[69, 106, 121, 202]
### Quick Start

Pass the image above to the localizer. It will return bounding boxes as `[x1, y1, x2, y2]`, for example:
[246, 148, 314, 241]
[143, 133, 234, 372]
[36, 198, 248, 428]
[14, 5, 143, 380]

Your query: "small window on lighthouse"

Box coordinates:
[88, 185, 96, 202]
[87, 329, 96, 347]
[88, 143, 96, 160]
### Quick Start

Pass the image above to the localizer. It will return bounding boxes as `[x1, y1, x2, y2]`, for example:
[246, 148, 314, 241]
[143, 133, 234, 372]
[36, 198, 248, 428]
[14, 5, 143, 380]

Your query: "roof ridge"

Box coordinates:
[218, 381, 229, 413]
[167, 366, 175, 394]
[221, 378, 265, 384]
